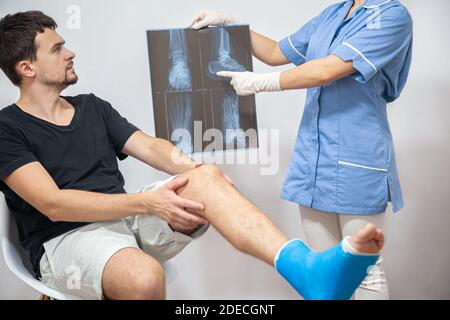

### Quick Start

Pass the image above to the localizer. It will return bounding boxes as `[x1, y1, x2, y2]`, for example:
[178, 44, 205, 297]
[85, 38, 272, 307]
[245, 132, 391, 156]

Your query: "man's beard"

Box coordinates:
[63, 71, 78, 86]
[41, 69, 78, 90]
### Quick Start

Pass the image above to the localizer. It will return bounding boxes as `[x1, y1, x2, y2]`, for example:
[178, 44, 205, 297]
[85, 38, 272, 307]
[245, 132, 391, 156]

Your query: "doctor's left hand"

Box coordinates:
[217, 71, 281, 96]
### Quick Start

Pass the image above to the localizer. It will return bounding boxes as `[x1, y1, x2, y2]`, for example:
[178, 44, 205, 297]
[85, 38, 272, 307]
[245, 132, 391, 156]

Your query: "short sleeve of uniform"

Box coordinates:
[332, 7, 413, 83]
[278, 4, 338, 66]
[0, 121, 38, 181]
[278, 13, 322, 66]
[94, 96, 141, 160]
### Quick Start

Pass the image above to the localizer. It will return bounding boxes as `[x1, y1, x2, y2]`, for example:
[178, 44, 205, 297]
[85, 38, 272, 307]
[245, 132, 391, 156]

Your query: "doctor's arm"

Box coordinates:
[250, 31, 289, 66]
[280, 54, 357, 89]
[217, 55, 357, 96]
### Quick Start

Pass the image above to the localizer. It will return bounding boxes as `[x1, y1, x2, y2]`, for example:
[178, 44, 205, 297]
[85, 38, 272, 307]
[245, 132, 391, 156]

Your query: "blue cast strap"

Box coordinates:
[275, 239, 379, 300]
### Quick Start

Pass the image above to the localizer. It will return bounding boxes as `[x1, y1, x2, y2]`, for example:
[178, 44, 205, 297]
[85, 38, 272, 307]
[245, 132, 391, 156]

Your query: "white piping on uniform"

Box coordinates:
[363, 0, 392, 9]
[342, 42, 378, 73]
[338, 161, 387, 172]
[288, 36, 306, 59]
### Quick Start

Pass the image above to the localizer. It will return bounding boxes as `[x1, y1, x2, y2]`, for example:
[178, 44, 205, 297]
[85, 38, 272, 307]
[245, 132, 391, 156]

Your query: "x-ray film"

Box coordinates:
[147, 26, 258, 153]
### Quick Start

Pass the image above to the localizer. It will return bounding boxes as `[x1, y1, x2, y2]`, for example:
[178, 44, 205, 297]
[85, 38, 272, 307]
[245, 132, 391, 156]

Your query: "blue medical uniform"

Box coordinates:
[278, 0, 413, 214]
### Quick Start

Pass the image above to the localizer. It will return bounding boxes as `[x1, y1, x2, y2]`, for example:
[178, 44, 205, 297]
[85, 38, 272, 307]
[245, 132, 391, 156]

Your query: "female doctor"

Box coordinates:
[190, 0, 413, 299]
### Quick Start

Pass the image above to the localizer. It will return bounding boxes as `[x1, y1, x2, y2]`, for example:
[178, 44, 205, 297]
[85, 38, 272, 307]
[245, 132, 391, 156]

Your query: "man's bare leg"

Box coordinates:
[176, 164, 289, 266]
[174, 165, 385, 300]
[176, 165, 383, 263]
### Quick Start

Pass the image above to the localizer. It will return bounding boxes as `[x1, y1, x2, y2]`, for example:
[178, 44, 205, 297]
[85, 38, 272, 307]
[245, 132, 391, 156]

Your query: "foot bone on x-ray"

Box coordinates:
[209, 28, 246, 80]
[223, 90, 246, 147]
[168, 29, 192, 91]
[168, 94, 193, 154]
[167, 29, 194, 154]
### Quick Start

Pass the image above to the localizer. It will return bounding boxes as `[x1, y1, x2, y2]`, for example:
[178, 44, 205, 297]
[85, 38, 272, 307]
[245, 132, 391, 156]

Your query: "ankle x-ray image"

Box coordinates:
[167, 29, 192, 92]
[147, 25, 258, 153]
[207, 28, 247, 81]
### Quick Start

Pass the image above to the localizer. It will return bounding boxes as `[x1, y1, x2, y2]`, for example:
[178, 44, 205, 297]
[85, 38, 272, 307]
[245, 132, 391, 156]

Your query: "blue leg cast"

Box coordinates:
[275, 239, 379, 300]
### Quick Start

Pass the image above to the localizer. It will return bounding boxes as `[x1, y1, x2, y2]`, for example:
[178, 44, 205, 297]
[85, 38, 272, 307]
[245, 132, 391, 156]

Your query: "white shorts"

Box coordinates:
[38, 175, 209, 300]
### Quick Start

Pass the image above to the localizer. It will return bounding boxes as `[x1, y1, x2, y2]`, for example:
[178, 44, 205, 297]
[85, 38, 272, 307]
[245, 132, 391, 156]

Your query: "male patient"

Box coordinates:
[0, 11, 384, 300]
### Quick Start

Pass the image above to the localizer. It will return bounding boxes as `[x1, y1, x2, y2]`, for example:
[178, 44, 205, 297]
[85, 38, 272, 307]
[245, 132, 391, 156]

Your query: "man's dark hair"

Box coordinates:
[0, 11, 57, 86]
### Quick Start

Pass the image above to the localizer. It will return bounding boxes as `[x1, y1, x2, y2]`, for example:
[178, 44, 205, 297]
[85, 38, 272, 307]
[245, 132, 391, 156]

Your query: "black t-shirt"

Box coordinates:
[0, 93, 140, 277]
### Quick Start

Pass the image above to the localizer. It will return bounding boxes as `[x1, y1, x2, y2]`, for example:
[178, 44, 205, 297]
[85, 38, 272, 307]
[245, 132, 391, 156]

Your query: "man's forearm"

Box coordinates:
[147, 138, 199, 175]
[48, 189, 149, 223]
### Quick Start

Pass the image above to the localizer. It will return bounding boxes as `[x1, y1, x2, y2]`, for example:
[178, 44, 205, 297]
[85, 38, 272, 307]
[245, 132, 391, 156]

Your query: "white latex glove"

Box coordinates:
[217, 71, 281, 96]
[189, 10, 240, 29]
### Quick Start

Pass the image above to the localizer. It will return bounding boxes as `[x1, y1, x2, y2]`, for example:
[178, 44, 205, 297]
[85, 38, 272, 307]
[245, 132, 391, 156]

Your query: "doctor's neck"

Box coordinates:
[353, 0, 366, 7]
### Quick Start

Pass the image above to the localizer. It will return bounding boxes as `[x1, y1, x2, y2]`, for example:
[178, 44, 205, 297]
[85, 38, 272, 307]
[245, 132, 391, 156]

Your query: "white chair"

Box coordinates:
[0, 192, 177, 300]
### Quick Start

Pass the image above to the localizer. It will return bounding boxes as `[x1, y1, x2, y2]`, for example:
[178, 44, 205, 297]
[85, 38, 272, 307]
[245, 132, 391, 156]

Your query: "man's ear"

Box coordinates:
[15, 60, 35, 80]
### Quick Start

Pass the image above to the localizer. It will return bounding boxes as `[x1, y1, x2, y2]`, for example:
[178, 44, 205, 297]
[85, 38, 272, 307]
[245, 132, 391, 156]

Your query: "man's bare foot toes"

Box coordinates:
[349, 223, 383, 254]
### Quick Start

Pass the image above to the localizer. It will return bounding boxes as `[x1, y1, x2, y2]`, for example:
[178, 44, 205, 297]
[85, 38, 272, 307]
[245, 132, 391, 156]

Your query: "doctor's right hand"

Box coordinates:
[143, 176, 209, 231]
[189, 10, 240, 29]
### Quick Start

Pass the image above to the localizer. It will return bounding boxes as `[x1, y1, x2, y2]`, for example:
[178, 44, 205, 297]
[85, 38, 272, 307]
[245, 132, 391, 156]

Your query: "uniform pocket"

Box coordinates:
[337, 161, 388, 210]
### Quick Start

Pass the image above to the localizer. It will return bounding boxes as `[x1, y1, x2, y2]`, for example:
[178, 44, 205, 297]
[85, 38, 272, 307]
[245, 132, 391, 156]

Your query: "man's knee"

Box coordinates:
[103, 249, 166, 300]
[131, 263, 165, 300]
[196, 164, 222, 179]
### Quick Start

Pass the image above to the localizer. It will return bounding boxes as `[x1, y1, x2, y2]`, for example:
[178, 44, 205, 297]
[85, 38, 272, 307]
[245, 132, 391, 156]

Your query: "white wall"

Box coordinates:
[0, 0, 449, 299]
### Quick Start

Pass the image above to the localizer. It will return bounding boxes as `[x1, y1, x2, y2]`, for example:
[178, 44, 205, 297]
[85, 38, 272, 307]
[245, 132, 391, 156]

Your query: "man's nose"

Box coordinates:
[65, 48, 76, 60]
